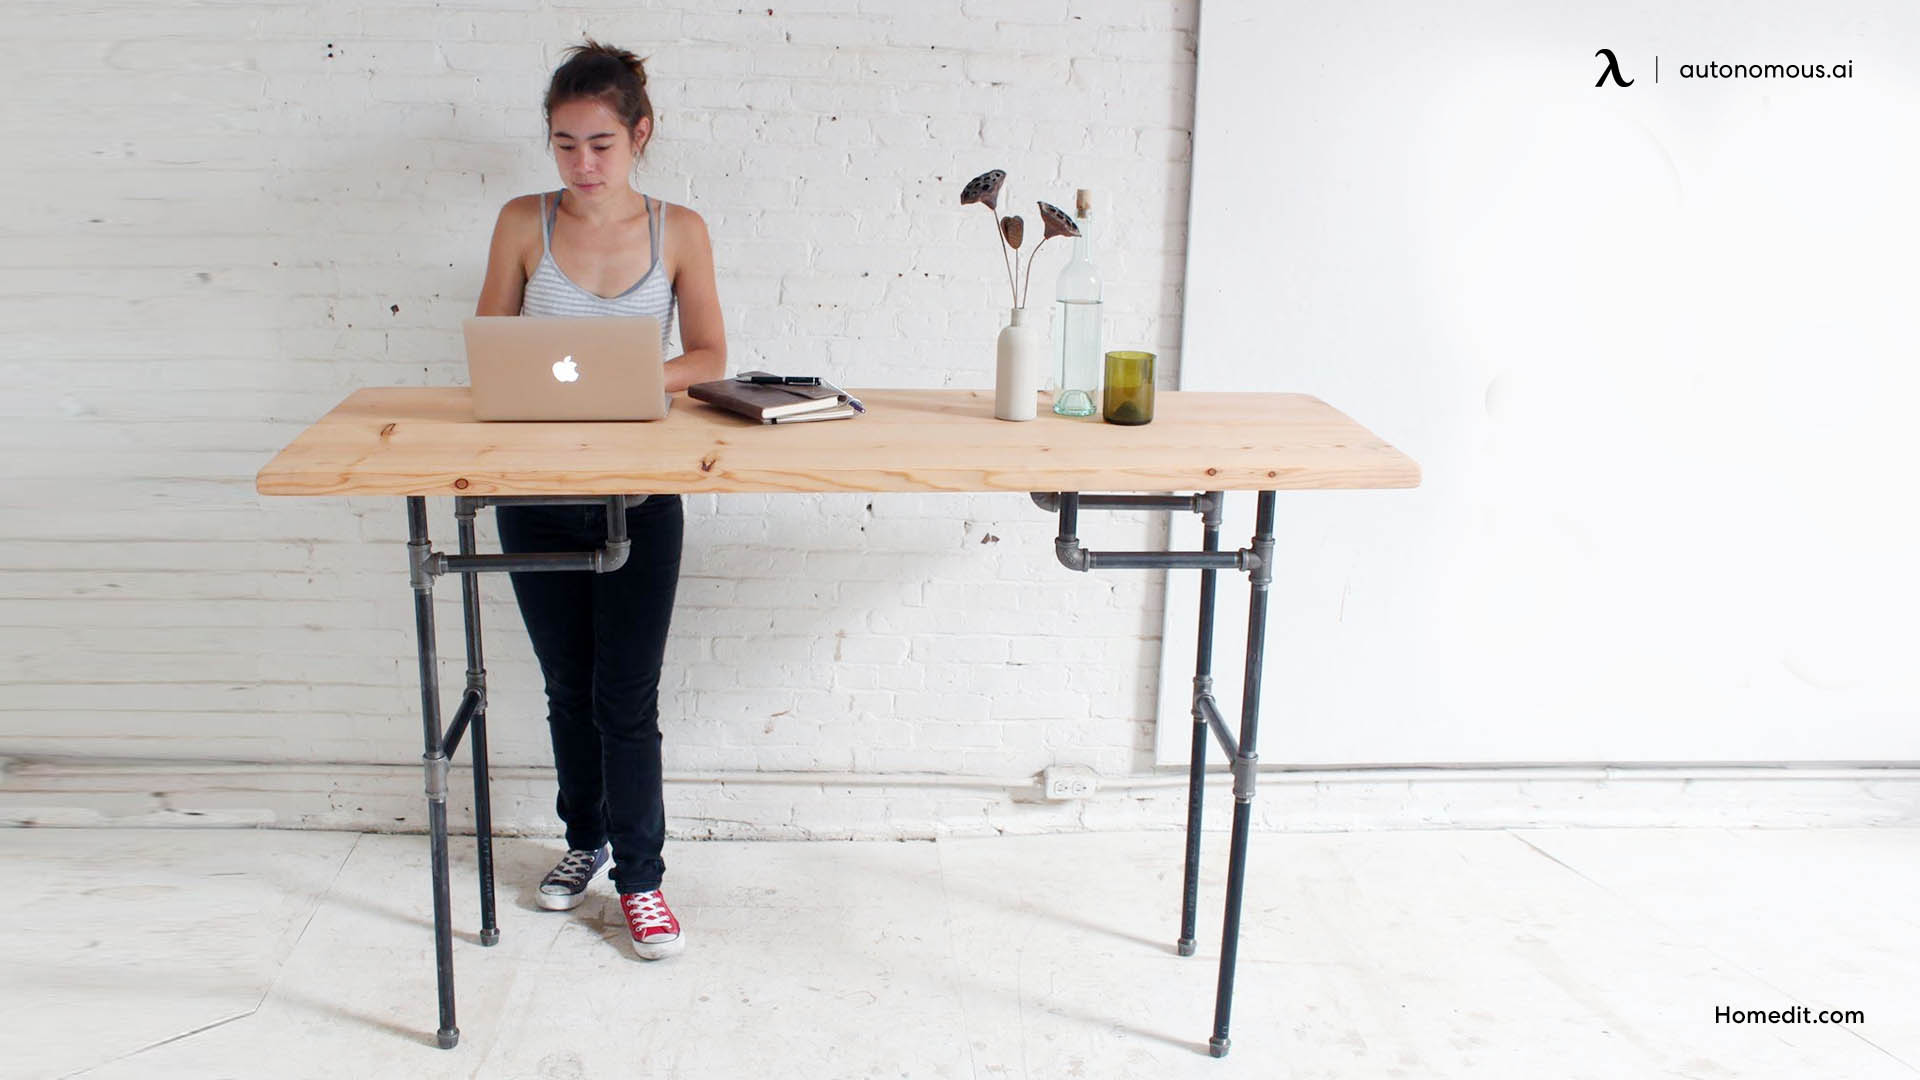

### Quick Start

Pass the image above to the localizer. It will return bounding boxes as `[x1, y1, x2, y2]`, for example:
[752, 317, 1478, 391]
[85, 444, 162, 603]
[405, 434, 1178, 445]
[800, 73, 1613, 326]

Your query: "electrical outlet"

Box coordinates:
[1042, 766, 1098, 800]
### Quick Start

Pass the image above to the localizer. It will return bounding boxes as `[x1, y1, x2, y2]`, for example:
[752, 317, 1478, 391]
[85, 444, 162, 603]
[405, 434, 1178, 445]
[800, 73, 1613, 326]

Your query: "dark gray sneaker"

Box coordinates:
[537, 847, 609, 911]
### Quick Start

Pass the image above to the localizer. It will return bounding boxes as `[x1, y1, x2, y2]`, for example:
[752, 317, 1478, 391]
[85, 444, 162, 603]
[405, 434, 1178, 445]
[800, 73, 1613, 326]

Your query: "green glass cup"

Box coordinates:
[1102, 351, 1155, 425]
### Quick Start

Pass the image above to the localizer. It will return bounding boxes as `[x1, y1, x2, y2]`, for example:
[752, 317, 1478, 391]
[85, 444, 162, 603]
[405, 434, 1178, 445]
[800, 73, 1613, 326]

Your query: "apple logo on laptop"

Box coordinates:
[552, 355, 579, 383]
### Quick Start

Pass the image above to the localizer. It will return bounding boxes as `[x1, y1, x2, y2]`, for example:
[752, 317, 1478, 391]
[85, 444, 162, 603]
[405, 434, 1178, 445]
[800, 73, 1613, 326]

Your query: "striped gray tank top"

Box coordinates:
[521, 191, 675, 351]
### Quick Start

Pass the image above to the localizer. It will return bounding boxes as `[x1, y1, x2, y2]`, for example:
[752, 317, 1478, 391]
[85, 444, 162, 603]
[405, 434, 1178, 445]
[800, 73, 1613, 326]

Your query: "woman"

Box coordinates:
[474, 39, 725, 960]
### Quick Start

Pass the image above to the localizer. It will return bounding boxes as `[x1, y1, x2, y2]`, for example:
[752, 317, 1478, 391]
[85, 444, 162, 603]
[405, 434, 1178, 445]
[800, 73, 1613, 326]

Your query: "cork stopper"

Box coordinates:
[1075, 188, 1093, 220]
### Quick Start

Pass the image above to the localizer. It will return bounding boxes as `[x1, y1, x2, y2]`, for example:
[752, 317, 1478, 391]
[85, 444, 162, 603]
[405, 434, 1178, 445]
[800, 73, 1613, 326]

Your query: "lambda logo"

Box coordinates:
[1594, 48, 1634, 87]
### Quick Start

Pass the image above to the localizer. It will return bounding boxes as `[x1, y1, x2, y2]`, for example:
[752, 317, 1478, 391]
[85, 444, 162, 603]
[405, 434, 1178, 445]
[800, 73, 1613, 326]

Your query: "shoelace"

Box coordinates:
[621, 891, 675, 932]
[545, 849, 599, 889]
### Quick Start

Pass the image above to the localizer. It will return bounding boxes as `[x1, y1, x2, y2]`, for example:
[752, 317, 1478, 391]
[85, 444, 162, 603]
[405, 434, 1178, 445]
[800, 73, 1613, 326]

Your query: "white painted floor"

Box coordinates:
[5, 826, 1917, 1079]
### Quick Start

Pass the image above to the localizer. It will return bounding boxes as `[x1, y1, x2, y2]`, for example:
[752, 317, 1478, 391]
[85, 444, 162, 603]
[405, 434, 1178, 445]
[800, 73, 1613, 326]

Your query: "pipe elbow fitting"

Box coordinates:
[1054, 537, 1090, 572]
[597, 539, 632, 574]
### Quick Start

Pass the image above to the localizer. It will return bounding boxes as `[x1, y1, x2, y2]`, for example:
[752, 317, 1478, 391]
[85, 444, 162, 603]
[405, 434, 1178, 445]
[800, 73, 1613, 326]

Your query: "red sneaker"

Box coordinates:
[619, 889, 684, 960]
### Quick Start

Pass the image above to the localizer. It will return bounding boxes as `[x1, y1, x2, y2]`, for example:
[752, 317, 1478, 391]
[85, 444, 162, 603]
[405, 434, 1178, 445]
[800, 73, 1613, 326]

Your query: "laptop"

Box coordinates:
[463, 315, 672, 421]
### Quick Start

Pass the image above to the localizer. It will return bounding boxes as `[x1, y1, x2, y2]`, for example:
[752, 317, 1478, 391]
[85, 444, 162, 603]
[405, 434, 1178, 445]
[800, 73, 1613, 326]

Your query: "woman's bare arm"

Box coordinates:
[662, 204, 727, 393]
[475, 197, 538, 317]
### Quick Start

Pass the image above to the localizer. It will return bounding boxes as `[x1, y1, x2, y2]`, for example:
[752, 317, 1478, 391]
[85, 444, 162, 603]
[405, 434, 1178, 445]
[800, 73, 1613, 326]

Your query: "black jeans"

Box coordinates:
[496, 495, 683, 894]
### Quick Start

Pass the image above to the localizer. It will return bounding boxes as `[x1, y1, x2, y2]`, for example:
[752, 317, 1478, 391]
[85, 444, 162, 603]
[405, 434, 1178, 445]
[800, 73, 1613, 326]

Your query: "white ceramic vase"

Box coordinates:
[993, 306, 1042, 421]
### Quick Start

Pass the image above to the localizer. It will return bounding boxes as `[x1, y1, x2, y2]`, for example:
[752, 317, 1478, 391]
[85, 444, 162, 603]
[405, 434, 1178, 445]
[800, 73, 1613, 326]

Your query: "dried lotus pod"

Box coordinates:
[960, 169, 1007, 211]
[1037, 201, 1081, 239]
[1000, 214, 1025, 249]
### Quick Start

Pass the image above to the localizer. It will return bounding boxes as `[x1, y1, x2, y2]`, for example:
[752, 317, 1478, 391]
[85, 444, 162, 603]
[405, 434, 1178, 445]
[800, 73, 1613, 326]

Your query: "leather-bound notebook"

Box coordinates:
[688, 372, 854, 423]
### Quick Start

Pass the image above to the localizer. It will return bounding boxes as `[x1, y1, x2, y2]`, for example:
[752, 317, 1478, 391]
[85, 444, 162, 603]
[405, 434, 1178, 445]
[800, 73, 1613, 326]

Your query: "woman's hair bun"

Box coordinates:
[586, 38, 647, 85]
[546, 38, 654, 139]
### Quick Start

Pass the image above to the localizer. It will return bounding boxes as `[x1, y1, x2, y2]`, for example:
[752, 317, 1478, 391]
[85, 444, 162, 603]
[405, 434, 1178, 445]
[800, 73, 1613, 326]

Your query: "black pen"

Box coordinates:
[740, 374, 821, 386]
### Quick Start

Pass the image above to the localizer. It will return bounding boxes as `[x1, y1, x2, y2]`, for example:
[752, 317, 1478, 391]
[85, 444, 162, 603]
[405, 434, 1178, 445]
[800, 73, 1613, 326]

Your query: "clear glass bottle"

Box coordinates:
[1052, 189, 1102, 417]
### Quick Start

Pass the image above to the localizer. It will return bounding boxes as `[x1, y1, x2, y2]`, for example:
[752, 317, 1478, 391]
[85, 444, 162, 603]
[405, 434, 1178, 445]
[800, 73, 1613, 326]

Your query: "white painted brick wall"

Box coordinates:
[0, 1, 1199, 834]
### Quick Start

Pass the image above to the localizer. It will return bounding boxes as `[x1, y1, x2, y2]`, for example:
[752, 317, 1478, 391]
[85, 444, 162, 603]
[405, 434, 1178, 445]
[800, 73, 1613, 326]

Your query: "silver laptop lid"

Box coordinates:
[463, 315, 669, 421]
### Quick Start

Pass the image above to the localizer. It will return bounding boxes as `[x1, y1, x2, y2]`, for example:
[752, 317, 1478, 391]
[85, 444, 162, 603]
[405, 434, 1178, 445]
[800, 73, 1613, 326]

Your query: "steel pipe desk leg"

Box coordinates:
[1178, 494, 1224, 958]
[455, 501, 499, 948]
[406, 497, 460, 1050]
[1037, 488, 1271, 1056]
[1208, 489, 1277, 1058]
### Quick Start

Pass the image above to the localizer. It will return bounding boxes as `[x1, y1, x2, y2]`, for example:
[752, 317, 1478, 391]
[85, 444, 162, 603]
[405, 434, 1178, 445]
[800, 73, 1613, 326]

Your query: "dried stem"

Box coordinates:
[986, 205, 1018, 308]
[1019, 235, 1056, 310]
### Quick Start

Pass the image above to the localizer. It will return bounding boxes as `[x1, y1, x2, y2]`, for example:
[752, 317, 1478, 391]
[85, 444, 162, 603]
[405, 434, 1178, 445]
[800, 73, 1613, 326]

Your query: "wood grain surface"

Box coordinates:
[255, 387, 1421, 496]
